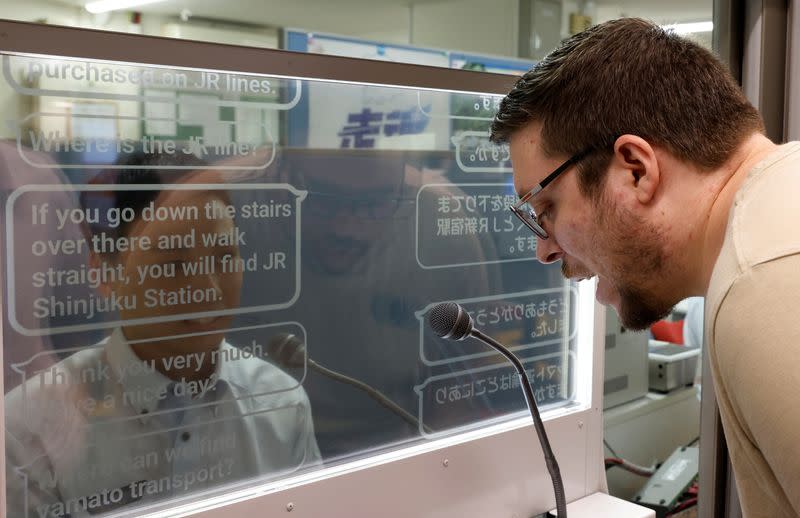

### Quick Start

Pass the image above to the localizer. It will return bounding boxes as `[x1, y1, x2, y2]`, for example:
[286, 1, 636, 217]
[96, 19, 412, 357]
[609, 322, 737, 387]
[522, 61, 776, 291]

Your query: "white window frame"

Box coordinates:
[0, 19, 608, 518]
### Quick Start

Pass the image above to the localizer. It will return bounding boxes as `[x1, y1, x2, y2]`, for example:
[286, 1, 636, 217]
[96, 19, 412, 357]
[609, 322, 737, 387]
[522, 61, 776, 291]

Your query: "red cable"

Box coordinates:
[667, 497, 698, 516]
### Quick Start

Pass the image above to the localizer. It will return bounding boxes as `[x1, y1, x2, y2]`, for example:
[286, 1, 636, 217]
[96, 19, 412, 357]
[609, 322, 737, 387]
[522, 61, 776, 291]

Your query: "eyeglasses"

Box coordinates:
[509, 147, 594, 240]
[293, 165, 411, 220]
[306, 191, 413, 219]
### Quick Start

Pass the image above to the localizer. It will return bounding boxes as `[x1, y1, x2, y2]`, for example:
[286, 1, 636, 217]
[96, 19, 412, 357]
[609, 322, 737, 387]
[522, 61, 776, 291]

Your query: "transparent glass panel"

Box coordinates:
[1, 52, 580, 516]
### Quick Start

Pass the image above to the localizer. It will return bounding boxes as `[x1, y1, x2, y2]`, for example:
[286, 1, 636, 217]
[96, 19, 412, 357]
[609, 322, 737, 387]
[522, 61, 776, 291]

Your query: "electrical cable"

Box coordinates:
[603, 438, 620, 458]
[665, 481, 699, 516]
[666, 497, 698, 516]
[604, 457, 657, 477]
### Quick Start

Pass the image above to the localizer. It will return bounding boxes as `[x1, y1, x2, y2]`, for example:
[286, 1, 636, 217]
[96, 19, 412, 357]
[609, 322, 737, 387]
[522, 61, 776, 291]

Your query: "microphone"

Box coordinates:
[267, 334, 432, 434]
[428, 302, 567, 518]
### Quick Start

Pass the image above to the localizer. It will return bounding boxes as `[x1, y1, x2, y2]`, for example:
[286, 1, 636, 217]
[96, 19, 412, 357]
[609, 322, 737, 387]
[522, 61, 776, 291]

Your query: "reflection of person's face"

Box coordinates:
[299, 162, 404, 275]
[107, 191, 242, 352]
[510, 123, 674, 330]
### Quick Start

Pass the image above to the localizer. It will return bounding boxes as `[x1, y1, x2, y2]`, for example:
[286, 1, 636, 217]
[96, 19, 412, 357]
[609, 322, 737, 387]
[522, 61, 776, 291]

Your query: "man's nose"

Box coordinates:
[535, 235, 564, 264]
[196, 268, 225, 299]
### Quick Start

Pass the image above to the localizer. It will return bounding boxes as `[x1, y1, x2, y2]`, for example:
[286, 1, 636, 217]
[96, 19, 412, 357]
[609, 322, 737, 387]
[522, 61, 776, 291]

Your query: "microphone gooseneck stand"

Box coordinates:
[427, 302, 567, 517]
[267, 333, 432, 434]
[308, 359, 433, 434]
[471, 328, 567, 518]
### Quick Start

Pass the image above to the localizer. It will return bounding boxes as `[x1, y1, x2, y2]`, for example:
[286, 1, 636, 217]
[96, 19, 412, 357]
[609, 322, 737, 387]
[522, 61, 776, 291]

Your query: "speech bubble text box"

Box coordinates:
[10, 401, 313, 518]
[415, 287, 578, 366]
[450, 131, 512, 174]
[10, 322, 308, 436]
[3, 54, 302, 110]
[6, 184, 306, 336]
[413, 350, 576, 436]
[17, 113, 276, 170]
[417, 91, 502, 121]
[415, 183, 539, 270]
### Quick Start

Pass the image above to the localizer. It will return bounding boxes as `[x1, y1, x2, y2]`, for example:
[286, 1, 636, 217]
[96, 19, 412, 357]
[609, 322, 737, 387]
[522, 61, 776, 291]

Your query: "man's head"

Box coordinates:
[103, 189, 241, 340]
[285, 149, 410, 275]
[491, 18, 764, 329]
[90, 154, 242, 354]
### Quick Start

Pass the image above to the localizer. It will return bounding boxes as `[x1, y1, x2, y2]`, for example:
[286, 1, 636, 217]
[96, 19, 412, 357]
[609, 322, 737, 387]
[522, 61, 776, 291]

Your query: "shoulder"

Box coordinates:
[707, 257, 800, 471]
[707, 143, 800, 330]
[707, 247, 800, 383]
[218, 341, 309, 403]
[5, 344, 107, 440]
[6, 345, 105, 402]
[728, 142, 800, 268]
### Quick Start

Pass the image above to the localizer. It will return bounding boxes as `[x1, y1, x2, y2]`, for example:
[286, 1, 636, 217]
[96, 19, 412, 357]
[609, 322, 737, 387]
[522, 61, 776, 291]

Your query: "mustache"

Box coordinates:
[561, 261, 593, 280]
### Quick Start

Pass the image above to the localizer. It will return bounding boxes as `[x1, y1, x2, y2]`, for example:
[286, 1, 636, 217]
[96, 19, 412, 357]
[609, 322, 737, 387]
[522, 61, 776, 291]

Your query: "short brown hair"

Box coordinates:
[491, 18, 764, 198]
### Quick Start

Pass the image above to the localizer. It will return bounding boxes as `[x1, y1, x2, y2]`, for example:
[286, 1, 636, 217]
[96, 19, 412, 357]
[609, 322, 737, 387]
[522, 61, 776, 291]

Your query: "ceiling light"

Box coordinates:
[662, 21, 714, 34]
[85, 0, 166, 14]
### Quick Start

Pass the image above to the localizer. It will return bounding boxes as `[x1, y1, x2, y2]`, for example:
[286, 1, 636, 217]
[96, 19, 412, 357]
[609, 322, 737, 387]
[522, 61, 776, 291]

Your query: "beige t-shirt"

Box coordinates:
[706, 141, 800, 517]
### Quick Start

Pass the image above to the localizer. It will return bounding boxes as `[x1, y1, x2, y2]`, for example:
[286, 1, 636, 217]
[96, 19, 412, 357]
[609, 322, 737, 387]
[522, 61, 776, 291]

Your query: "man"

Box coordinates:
[233, 147, 502, 458]
[5, 168, 320, 517]
[491, 17, 799, 518]
[0, 139, 97, 392]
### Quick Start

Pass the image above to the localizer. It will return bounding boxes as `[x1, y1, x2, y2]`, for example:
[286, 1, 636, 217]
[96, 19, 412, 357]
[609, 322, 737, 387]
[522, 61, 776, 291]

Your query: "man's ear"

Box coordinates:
[610, 135, 660, 205]
[89, 252, 114, 297]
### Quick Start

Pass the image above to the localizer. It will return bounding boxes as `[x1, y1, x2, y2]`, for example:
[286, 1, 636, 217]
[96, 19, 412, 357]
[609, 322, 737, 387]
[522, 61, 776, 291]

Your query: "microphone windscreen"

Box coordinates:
[428, 302, 473, 340]
[266, 333, 306, 369]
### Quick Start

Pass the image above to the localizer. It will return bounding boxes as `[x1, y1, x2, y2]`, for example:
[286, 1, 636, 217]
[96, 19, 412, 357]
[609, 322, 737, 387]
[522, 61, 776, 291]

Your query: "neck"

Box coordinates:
[692, 133, 778, 293]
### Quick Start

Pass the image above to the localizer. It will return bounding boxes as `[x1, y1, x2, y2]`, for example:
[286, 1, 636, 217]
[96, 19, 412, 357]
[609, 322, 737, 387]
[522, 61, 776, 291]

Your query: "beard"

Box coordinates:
[588, 193, 677, 331]
[562, 261, 592, 280]
[616, 283, 674, 331]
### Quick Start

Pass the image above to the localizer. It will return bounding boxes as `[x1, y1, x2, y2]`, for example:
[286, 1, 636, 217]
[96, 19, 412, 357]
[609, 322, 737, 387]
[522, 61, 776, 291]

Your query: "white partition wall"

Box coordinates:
[0, 20, 610, 518]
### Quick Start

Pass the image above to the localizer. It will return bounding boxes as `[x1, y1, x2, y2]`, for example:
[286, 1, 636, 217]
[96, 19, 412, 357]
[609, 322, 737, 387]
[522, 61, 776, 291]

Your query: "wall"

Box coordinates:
[0, 0, 715, 140]
[410, 0, 520, 57]
[0, 1, 171, 139]
[593, 0, 712, 24]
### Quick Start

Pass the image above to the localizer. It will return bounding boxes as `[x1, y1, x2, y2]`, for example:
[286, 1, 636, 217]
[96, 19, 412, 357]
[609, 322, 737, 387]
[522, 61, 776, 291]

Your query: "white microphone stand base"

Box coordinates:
[547, 492, 656, 517]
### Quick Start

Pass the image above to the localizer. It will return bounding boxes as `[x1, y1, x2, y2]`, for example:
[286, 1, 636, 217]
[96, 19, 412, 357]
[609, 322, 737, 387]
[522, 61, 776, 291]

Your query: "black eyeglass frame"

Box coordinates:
[509, 147, 595, 240]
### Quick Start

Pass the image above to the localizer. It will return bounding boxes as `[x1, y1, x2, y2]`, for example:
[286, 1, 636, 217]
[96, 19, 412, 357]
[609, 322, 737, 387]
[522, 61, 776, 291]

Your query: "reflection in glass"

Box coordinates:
[4, 157, 320, 516]
[2, 53, 577, 516]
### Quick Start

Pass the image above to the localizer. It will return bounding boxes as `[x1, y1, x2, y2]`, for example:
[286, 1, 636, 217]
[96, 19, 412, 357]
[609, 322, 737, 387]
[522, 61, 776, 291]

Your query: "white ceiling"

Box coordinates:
[593, 0, 711, 24]
[54, 0, 451, 25]
[51, 0, 712, 28]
